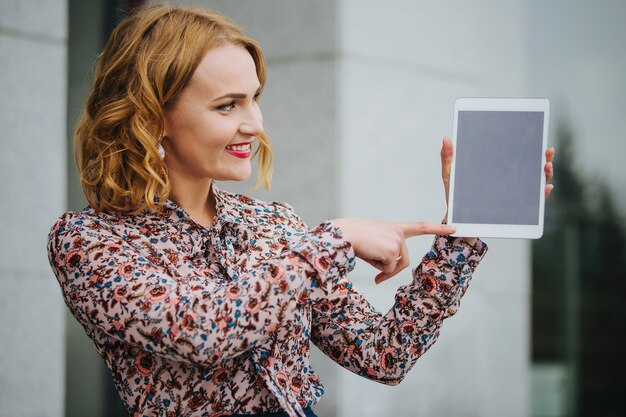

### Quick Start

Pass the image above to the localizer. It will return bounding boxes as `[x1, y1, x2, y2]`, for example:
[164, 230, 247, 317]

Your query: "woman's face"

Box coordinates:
[162, 43, 264, 183]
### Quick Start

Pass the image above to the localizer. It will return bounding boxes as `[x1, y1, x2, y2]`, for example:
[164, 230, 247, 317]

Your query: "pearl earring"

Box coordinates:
[158, 143, 166, 160]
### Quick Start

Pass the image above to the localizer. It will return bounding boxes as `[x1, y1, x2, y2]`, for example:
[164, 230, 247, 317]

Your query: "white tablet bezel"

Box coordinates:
[448, 97, 550, 239]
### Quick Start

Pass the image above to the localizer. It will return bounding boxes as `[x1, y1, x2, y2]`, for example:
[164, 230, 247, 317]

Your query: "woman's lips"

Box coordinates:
[225, 143, 251, 158]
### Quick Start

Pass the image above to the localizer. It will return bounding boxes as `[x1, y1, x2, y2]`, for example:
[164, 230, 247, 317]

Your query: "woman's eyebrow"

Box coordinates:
[212, 87, 262, 101]
[213, 93, 247, 100]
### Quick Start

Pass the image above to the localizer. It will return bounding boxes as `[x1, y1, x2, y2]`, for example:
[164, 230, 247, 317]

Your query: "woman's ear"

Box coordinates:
[149, 114, 168, 143]
[160, 114, 170, 139]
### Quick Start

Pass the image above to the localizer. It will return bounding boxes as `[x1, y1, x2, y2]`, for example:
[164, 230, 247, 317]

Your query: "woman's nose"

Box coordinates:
[240, 105, 264, 137]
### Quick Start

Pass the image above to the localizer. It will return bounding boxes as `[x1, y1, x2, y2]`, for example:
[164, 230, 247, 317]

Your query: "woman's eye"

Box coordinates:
[217, 101, 236, 112]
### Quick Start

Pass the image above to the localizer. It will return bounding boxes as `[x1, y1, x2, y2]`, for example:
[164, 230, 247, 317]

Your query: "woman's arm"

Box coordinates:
[307, 137, 549, 383]
[311, 234, 486, 385]
[47, 212, 354, 366]
[277, 202, 486, 384]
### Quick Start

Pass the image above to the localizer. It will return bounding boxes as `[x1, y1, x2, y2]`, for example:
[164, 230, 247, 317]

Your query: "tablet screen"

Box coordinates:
[452, 110, 544, 225]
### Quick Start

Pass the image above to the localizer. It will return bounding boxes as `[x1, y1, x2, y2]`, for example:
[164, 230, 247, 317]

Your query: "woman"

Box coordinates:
[47, 5, 554, 417]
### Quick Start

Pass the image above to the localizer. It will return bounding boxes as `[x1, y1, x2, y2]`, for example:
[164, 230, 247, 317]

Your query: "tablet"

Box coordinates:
[448, 98, 550, 239]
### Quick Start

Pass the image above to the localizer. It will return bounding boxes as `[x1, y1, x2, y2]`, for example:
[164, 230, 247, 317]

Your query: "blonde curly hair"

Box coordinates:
[74, 5, 273, 213]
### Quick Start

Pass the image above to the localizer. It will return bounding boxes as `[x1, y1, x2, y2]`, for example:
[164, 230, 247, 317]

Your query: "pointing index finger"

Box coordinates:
[398, 221, 456, 238]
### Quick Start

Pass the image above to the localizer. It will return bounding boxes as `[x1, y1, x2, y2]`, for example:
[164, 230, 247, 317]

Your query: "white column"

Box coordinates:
[0, 1, 68, 416]
[336, 1, 530, 416]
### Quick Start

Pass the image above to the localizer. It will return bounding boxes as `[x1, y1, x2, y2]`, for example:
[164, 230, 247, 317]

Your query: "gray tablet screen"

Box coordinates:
[452, 111, 544, 225]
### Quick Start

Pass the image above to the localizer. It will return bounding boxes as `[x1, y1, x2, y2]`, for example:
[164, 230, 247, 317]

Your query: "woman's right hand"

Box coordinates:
[330, 218, 456, 284]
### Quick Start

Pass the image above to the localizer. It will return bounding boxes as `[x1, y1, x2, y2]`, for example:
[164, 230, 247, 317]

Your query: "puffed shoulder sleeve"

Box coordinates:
[46, 212, 354, 365]
[271, 201, 357, 299]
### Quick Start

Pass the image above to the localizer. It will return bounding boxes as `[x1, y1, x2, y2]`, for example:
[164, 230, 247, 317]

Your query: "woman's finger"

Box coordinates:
[374, 241, 410, 284]
[363, 258, 385, 272]
[544, 161, 553, 181]
[441, 137, 454, 204]
[363, 256, 399, 274]
[398, 221, 456, 238]
[544, 147, 555, 199]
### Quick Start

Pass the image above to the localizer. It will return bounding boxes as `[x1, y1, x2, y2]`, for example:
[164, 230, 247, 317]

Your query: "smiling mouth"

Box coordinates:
[225, 143, 252, 151]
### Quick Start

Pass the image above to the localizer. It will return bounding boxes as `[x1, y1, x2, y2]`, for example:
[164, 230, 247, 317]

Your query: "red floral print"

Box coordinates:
[47, 182, 486, 417]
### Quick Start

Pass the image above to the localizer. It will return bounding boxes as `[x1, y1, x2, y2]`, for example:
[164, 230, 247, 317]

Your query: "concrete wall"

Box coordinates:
[336, 2, 530, 416]
[225, 1, 531, 415]
[0, 0, 67, 416]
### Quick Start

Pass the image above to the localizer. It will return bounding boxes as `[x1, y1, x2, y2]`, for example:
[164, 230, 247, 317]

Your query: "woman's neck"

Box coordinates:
[168, 177, 217, 228]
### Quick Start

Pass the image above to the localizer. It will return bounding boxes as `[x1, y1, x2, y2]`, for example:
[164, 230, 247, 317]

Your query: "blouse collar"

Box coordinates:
[161, 182, 242, 230]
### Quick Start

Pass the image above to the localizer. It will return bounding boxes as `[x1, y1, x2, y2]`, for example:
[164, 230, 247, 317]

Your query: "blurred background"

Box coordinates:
[1, 0, 624, 416]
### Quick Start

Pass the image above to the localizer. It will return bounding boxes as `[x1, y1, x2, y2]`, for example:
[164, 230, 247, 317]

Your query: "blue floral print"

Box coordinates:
[47, 182, 486, 417]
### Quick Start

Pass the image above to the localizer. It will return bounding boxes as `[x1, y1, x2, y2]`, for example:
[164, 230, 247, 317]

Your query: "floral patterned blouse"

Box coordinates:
[47, 182, 487, 417]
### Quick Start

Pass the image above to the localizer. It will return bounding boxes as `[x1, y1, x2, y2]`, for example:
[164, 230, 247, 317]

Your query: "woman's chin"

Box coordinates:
[216, 169, 252, 182]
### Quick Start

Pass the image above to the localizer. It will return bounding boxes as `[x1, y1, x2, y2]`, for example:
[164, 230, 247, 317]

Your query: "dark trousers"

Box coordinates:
[230, 406, 317, 417]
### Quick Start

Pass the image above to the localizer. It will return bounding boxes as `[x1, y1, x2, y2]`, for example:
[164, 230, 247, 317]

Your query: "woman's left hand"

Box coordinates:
[544, 145, 555, 197]
[440, 137, 556, 241]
